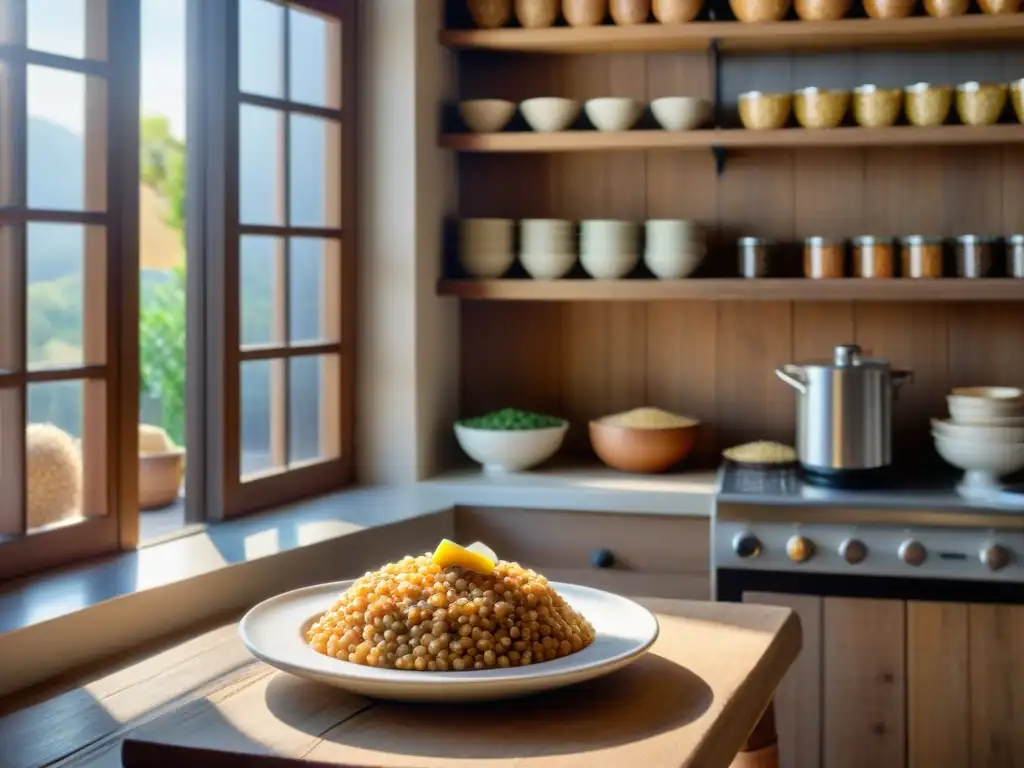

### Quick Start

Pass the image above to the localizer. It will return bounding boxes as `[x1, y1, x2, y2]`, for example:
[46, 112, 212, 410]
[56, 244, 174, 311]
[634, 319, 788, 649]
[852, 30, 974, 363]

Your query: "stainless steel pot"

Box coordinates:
[775, 344, 912, 474]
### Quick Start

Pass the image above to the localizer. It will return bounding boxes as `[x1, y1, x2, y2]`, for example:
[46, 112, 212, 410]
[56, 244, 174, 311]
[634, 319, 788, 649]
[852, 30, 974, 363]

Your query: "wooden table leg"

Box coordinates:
[729, 700, 779, 768]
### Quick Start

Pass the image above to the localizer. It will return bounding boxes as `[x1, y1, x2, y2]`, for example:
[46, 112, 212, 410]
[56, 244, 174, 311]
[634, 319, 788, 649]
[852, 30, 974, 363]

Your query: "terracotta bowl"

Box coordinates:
[139, 449, 185, 511]
[588, 420, 699, 473]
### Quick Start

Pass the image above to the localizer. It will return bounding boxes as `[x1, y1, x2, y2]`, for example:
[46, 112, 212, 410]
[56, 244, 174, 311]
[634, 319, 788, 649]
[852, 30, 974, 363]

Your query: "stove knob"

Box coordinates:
[840, 538, 868, 565]
[981, 544, 1011, 572]
[899, 540, 927, 567]
[733, 532, 762, 559]
[786, 535, 815, 564]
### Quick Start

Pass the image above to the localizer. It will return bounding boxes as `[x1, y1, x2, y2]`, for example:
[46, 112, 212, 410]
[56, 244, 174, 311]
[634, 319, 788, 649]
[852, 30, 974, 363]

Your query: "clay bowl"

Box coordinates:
[588, 420, 699, 473]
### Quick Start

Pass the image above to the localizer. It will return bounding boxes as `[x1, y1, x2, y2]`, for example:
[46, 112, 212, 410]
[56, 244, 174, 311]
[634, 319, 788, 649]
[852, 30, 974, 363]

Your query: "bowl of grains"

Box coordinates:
[589, 407, 701, 473]
[239, 539, 659, 702]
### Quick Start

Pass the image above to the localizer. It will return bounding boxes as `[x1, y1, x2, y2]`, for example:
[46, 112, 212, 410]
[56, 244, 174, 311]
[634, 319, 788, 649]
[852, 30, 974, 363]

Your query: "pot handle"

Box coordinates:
[892, 370, 913, 397]
[775, 364, 807, 395]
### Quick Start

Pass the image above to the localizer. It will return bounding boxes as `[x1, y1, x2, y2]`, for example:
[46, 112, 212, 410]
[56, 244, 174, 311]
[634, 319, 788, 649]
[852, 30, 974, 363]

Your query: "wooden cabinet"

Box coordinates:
[454, 506, 710, 599]
[744, 593, 1024, 768]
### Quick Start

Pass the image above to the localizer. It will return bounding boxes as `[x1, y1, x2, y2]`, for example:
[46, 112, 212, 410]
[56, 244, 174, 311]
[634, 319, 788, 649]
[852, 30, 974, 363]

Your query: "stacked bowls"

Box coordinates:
[458, 218, 515, 278]
[519, 219, 577, 279]
[932, 386, 1024, 498]
[644, 220, 706, 279]
[580, 220, 639, 279]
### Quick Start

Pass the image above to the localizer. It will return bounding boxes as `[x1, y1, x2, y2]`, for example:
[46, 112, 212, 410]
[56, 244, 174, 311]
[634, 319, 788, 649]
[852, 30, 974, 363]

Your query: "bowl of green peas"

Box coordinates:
[454, 408, 569, 473]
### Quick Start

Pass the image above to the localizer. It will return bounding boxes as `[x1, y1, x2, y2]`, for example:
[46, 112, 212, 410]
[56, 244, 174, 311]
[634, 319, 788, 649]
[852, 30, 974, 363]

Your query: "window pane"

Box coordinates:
[241, 359, 281, 477]
[26, 222, 96, 370]
[27, 0, 101, 60]
[288, 6, 340, 109]
[289, 114, 340, 228]
[239, 0, 283, 98]
[26, 379, 83, 530]
[240, 235, 279, 346]
[28, 66, 106, 211]
[289, 237, 336, 344]
[288, 354, 321, 464]
[239, 104, 283, 226]
[0, 387, 22, 536]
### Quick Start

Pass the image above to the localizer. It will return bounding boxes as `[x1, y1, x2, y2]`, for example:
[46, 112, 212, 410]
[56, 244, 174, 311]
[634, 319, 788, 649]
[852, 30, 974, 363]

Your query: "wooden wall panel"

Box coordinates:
[967, 604, 1024, 766]
[454, 47, 1024, 464]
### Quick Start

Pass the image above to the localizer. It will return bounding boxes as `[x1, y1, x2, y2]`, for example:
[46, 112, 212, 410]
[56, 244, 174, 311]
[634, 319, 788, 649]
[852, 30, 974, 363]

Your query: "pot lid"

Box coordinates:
[800, 344, 892, 370]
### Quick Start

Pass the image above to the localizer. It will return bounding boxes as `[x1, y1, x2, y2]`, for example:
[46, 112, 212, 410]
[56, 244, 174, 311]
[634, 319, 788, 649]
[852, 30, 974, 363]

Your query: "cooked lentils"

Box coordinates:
[306, 555, 596, 671]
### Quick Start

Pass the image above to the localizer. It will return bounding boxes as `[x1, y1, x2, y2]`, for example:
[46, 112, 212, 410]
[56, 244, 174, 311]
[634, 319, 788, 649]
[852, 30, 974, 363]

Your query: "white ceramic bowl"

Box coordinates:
[520, 218, 575, 250]
[931, 418, 1024, 444]
[459, 99, 516, 133]
[933, 432, 1024, 475]
[580, 219, 638, 254]
[460, 217, 514, 250]
[520, 250, 577, 280]
[584, 97, 643, 132]
[644, 245, 706, 280]
[240, 580, 659, 703]
[947, 388, 1024, 424]
[580, 250, 640, 279]
[650, 97, 712, 131]
[454, 422, 568, 472]
[645, 219, 702, 252]
[520, 97, 581, 132]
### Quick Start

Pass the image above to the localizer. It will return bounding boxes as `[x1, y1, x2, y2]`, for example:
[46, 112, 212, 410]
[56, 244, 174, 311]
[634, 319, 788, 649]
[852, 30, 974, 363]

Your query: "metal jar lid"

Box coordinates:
[956, 234, 995, 244]
[900, 235, 944, 246]
[738, 236, 774, 247]
[852, 235, 893, 246]
[805, 236, 844, 246]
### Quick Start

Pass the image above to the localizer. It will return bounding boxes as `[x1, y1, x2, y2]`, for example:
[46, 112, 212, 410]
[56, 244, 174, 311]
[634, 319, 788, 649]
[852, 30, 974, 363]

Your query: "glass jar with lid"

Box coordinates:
[804, 237, 845, 279]
[852, 236, 895, 278]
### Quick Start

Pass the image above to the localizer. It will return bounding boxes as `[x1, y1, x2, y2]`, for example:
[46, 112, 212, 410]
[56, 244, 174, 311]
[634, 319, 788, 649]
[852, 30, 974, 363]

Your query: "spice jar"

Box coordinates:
[610, 0, 651, 23]
[467, 0, 513, 28]
[804, 237, 845, 279]
[955, 235, 995, 278]
[563, 0, 607, 24]
[738, 237, 772, 278]
[1007, 234, 1024, 278]
[515, 0, 560, 26]
[900, 236, 944, 278]
[852, 236, 895, 279]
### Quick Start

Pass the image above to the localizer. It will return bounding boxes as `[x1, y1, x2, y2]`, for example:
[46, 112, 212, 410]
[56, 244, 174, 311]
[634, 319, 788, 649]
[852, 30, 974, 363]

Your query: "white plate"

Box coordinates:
[239, 580, 659, 702]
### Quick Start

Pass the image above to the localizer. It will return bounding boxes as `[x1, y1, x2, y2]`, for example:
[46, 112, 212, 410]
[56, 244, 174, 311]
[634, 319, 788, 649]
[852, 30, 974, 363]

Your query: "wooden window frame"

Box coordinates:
[0, 0, 139, 580]
[196, 0, 356, 521]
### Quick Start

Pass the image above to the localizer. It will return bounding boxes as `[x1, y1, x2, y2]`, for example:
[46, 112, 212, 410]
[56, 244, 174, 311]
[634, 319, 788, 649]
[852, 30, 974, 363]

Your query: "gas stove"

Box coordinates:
[712, 463, 1024, 596]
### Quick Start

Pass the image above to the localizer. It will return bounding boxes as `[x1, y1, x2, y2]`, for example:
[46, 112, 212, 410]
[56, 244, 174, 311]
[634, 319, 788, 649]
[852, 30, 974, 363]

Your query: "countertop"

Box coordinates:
[0, 599, 801, 768]
[425, 463, 718, 516]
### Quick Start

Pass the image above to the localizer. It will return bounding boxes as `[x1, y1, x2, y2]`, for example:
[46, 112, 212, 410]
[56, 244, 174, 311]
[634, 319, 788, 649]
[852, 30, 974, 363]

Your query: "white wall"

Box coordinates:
[357, 0, 460, 485]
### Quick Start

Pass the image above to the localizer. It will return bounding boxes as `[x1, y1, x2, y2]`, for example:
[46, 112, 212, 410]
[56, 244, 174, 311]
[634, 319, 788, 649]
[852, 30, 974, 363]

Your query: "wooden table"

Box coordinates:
[0, 598, 800, 768]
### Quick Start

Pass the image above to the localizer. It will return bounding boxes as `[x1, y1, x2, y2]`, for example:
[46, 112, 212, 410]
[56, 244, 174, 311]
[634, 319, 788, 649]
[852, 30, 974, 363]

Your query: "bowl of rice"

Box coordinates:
[589, 407, 700, 474]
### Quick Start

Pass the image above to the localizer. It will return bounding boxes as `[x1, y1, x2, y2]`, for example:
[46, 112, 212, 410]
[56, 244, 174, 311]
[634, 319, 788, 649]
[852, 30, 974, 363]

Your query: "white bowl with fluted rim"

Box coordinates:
[459, 99, 517, 133]
[584, 97, 643, 132]
[520, 97, 581, 132]
[454, 422, 569, 472]
[932, 418, 1024, 443]
[650, 97, 712, 131]
[932, 431, 1024, 497]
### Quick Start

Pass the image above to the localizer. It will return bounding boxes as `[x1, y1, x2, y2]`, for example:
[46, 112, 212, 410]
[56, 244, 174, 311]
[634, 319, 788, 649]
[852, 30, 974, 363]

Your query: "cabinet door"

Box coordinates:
[969, 604, 1024, 766]
[907, 601, 970, 768]
[744, 592, 823, 768]
[823, 597, 906, 768]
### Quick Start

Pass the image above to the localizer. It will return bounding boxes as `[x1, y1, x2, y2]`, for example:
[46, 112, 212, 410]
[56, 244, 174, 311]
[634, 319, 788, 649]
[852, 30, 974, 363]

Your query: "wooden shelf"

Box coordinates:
[439, 15, 1024, 54]
[440, 124, 1024, 153]
[438, 278, 1024, 301]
